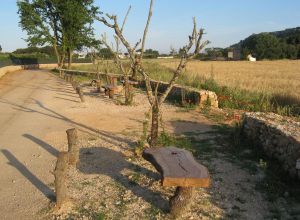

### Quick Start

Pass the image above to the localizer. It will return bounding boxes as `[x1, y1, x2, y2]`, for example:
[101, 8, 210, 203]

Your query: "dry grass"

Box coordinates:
[71, 59, 300, 116]
[159, 59, 300, 99]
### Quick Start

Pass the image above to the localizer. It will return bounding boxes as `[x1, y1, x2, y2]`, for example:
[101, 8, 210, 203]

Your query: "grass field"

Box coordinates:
[71, 59, 300, 117]
[159, 59, 300, 99]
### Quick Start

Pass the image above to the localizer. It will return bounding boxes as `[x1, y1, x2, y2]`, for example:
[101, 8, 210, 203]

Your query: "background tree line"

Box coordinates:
[235, 27, 300, 60]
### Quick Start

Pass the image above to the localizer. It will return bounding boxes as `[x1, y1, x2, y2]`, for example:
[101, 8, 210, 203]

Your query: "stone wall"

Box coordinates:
[0, 63, 92, 80]
[242, 112, 300, 180]
[147, 79, 219, 108]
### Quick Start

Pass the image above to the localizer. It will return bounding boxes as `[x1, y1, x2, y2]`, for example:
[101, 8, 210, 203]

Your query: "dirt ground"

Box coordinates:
[0, 70, 297, 220]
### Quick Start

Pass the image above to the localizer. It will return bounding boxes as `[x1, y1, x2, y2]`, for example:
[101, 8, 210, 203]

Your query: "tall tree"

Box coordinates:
[17, 0, 99, 68]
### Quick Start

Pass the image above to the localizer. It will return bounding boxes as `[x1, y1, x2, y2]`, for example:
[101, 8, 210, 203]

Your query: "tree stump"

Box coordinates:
[76, 87, 85, 102]
[66, 128, 79, 166]
[169, 187, 194, 218]
[54, 152, 69, 208]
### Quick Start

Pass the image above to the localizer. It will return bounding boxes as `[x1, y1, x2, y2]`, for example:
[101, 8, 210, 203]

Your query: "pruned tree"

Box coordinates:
[17, 0, 99, 68]
[98, 0, 209, 146]
[97, 6, 138, 105]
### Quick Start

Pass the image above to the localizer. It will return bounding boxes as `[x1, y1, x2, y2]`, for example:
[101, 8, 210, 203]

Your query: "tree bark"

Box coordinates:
[53, 41, 61, 69]
[66, 128, 79, 166]
[150, 103, 159, 147]
[131, 65, 138, 81]
[124, 75, 132, 105]
[67, 48, 73, 69]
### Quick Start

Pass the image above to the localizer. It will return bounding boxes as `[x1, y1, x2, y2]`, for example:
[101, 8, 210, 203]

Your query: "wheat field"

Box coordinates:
[159, 60, 300, 99]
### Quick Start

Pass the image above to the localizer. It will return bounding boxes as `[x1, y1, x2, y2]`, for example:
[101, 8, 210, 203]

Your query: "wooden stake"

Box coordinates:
[54, 152, 69, 208]
[76, 87, 85, 102]
[108, 89, 114, 99]
[66, 128, 79, 166]
[96, 80, 102, 93]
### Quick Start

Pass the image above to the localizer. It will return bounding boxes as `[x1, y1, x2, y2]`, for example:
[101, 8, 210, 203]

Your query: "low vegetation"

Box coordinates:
[71, 59, 300, 117]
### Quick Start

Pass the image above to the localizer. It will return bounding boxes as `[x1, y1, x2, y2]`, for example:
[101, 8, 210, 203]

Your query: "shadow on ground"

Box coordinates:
[1, 149, 55, 201]
[77, 146, 168, 212]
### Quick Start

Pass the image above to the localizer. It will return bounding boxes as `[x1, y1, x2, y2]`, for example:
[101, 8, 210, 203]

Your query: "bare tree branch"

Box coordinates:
[140, 0, 154, 61]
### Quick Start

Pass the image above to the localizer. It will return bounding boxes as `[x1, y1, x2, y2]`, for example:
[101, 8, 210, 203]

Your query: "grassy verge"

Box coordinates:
[70, 61, 300, 118]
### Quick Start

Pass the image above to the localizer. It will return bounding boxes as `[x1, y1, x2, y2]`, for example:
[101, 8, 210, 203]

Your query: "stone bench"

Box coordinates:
[143, 147, 210, 217]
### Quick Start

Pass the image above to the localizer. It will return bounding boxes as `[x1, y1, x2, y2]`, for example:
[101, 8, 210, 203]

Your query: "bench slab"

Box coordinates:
[143, 147, 210, 187]
[103, 84, 118, 90]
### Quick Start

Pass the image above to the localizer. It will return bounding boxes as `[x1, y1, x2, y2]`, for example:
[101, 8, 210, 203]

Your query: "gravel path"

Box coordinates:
[0, 70, 80, 220]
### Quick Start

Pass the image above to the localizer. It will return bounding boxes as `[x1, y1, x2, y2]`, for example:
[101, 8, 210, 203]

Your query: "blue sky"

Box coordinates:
[1, 0, 300, 53]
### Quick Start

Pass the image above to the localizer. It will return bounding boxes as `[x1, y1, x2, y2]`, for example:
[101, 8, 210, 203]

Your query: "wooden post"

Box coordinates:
[66, 128, 79, 166]
[169, 187, 194, 217]
[54, 152, 69, 208]
[96, 80, 102, 93]
[61, 70, 65, 78]
[71, 81, 76, 90]
[76, 87, 85, 102]
[112, 76, 118, 86]
[108, 89, 114, 99]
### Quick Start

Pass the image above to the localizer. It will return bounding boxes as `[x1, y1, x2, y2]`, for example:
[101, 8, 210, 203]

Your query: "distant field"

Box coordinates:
[159, 60, 300, 99]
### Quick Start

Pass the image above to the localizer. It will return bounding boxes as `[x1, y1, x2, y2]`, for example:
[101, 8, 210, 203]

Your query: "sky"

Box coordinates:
[0, 0, 300, 53]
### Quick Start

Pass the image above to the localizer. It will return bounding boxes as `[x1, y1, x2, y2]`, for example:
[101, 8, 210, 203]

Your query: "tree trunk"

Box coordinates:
[53, 42, 61, 69]
[124, 75, 132, 105]
[67, 49, 73, 69]
[150, 103, 159, 147]
[131, 65, 137, 80]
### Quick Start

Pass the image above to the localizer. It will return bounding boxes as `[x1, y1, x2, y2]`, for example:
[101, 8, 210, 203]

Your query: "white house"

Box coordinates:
[247, 54, 256, 62]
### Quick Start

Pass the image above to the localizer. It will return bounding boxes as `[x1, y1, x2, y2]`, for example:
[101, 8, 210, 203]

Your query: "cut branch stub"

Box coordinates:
[66, 128, 79, 166]
[54, 151, 69, 208]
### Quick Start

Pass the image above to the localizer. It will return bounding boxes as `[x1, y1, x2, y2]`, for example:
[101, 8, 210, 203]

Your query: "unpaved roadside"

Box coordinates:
[0, 70, 285, 219]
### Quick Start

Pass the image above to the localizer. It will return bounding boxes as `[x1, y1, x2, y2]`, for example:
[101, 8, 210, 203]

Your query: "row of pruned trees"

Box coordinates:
[18, 0, 209, 147]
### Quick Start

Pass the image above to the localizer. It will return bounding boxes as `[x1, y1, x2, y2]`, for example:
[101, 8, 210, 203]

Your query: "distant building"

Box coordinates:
[247, 54, 256, 62]
[157, 56, 174, 59]
[77, 52, 86, 59]
[228, 48, 241, 60]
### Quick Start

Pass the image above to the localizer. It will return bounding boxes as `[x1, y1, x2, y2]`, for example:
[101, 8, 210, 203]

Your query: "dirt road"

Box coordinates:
[0, 70, 80, 220]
